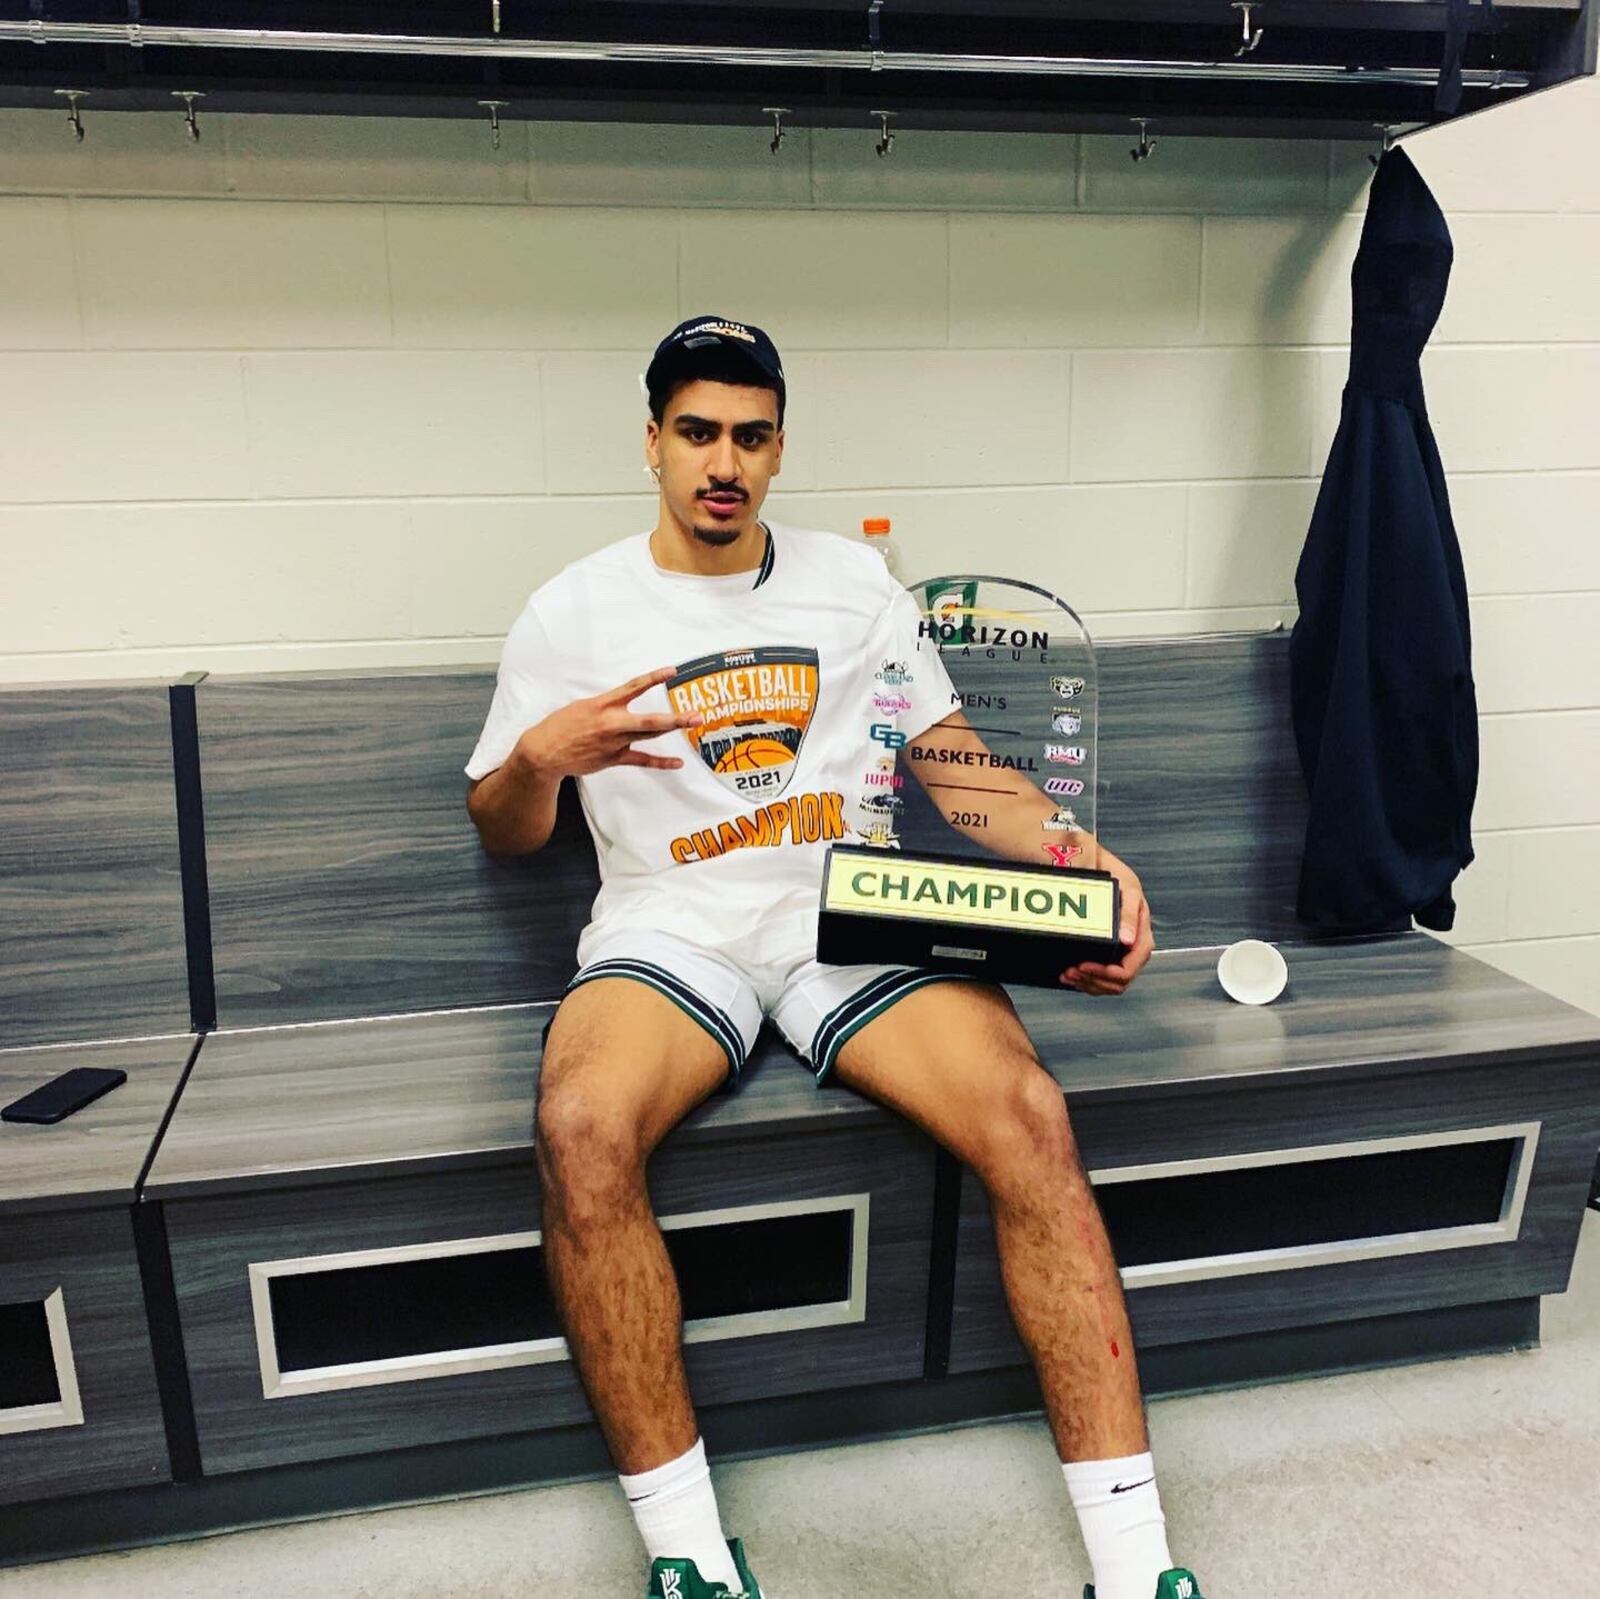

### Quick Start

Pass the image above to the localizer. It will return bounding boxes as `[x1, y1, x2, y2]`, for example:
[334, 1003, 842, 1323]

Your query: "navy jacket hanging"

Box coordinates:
[1288, 146, 1478, 935]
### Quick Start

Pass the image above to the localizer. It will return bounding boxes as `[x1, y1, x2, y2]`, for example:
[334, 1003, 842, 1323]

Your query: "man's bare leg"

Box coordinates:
[831, 979, 1146, 1461]
[832, 979, 1179, 1597]
[533, 977, 730, 1473]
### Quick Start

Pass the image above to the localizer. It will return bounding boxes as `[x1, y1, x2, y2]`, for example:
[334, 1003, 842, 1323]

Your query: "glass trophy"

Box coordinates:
[817, 574, 1123, 986]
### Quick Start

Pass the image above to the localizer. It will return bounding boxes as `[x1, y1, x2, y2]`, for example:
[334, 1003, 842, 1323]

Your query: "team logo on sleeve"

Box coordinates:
[668, 646, 820, 803]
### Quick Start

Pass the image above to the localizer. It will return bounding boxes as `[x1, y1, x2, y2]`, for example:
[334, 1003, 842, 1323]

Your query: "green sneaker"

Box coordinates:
[1084, 1569, 1205, 1599]
[646, 1536, 765, 1599]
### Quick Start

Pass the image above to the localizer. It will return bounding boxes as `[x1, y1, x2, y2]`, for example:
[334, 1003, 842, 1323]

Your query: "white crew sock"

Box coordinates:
[1062, 1450, 1174, 1599]
[619, 1436, 742, 1592]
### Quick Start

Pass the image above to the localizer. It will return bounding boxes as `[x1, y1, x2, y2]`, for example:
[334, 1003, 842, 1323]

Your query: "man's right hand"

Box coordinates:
[515, 664, 703, 781]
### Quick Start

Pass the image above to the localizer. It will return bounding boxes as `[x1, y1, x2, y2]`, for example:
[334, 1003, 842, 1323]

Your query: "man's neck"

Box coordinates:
[649, 514, 767, 577]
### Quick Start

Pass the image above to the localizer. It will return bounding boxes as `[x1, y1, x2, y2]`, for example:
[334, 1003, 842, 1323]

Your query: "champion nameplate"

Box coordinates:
[824, 854, 1116, 941]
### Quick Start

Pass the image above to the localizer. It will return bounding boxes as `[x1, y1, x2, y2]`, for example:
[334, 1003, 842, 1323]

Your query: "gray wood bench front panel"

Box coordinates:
[159, 1121, 932, 1473]
[0, 1038, 194, 1502]
[952, 939, 1600, 1372]
[148, 1008, 932, 1474]
[193, 632, 1306, 1030]
[0, 683, 189, 1049]
[0, 1207, 171, 1503]
[144, 937, 1600, 1474]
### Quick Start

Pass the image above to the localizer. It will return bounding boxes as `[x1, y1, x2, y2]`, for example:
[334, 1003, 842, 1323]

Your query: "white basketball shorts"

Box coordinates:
[548, 925, 986, 1089]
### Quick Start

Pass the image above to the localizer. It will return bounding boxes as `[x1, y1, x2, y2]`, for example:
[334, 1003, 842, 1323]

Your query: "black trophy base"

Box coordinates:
[816, 843, 1125, 987]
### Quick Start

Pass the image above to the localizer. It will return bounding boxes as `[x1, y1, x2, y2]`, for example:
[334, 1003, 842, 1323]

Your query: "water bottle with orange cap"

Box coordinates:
[862, 517, 903, 582]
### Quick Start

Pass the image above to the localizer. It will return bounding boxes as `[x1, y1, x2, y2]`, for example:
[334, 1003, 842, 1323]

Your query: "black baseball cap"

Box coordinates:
[644, 315, 786, 416]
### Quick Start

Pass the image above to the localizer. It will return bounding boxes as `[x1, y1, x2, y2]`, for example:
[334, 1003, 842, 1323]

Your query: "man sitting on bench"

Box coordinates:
[465, 314, 1204, 1599]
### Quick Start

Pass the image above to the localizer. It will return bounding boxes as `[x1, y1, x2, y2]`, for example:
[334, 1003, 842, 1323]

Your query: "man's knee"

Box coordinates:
[534, 1064, 647, 1215]
[975, 1061, 1084, 1185]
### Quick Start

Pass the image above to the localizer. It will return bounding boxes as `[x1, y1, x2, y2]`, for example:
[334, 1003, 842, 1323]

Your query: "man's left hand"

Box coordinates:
[1060, 858, 1154, 996]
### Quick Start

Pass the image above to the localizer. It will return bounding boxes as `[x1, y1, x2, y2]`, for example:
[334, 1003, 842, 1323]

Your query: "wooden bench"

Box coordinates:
[0, 679, 196, 1508]
[3, 633, 1598, 1563]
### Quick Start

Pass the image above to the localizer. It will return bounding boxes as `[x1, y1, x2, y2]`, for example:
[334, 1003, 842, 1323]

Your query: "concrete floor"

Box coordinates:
[5, 1209, 1598, 1597]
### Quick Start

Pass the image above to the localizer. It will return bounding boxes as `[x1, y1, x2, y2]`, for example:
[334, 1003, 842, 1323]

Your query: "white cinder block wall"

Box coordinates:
[1, 84, 1596, 1015]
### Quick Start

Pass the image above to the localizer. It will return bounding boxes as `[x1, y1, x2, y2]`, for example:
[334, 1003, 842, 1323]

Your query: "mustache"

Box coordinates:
[698, 487, 747, 500]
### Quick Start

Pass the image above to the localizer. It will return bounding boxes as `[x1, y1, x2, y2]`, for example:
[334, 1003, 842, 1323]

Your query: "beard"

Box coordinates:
[689, 522, 743, 547]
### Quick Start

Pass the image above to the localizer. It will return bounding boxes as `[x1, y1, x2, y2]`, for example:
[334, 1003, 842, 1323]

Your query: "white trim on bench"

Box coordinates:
[0, 1288, 85, 1435]
[1090, 1121, 1541, 1290]
[248, 1193, 872, 1400]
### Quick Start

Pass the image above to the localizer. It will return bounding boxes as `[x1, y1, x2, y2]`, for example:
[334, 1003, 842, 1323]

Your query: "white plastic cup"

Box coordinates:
[1216, 939, 1289, 1006]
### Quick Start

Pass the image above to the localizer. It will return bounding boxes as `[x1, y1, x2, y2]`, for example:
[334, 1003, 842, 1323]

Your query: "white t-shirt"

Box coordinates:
[465, 521, 956, 966]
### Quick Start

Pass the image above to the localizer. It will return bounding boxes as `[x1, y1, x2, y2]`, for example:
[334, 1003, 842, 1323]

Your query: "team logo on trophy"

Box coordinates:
[819, 576, 1122, 985]
[669, 645, 818, 803]
[924, 580, 979, 630]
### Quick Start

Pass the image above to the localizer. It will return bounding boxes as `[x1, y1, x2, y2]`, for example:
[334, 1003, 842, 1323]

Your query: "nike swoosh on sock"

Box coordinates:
[1109, 1477, 1155, 1494]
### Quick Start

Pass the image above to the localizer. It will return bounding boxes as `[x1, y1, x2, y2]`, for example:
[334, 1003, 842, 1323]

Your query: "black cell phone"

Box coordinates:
[1, 1067, 127, 1125]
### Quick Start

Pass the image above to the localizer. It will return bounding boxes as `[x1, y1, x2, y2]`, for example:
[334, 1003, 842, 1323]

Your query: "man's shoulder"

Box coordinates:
[495, 532, 645, 668]
[523, 530, 647, 611]
[770, 519, 859, 555]
[770, 521, 887, 582]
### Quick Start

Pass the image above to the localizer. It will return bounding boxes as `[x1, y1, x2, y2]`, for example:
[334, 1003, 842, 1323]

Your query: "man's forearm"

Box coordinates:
[908, 713, 1112, 874]
[468, 743, 563, 857]
[948, 782, 1110, 872]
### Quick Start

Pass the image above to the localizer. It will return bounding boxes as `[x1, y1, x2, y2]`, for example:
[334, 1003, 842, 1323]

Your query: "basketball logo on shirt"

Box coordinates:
[667, 646, 820, 803]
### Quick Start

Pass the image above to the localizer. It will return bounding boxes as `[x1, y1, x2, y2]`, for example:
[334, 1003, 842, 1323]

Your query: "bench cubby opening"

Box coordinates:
[1095, 1122, 1534, 1289]
[249, 1195, 868, 1399]
[0, 1290, 82, 1433]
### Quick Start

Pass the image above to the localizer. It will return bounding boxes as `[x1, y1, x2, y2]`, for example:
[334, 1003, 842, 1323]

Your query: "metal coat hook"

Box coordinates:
[53, 88, 87, 142]
[173, 90, 204, 141]
[1129, 117, 1156, 162]
[871, 108, 895, 158]
[1232, 2, 1264, 57]
[477, 99, 507, 150]
[763, 106, 791, 155]
[1368, 123, 1397, 167]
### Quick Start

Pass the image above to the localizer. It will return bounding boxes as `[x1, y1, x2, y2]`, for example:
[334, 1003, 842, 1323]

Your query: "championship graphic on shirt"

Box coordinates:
[667, 646, 820, 803]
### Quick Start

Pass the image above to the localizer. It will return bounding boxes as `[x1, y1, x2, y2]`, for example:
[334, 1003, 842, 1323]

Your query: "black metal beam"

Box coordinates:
[0, 1, 1571, 141]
